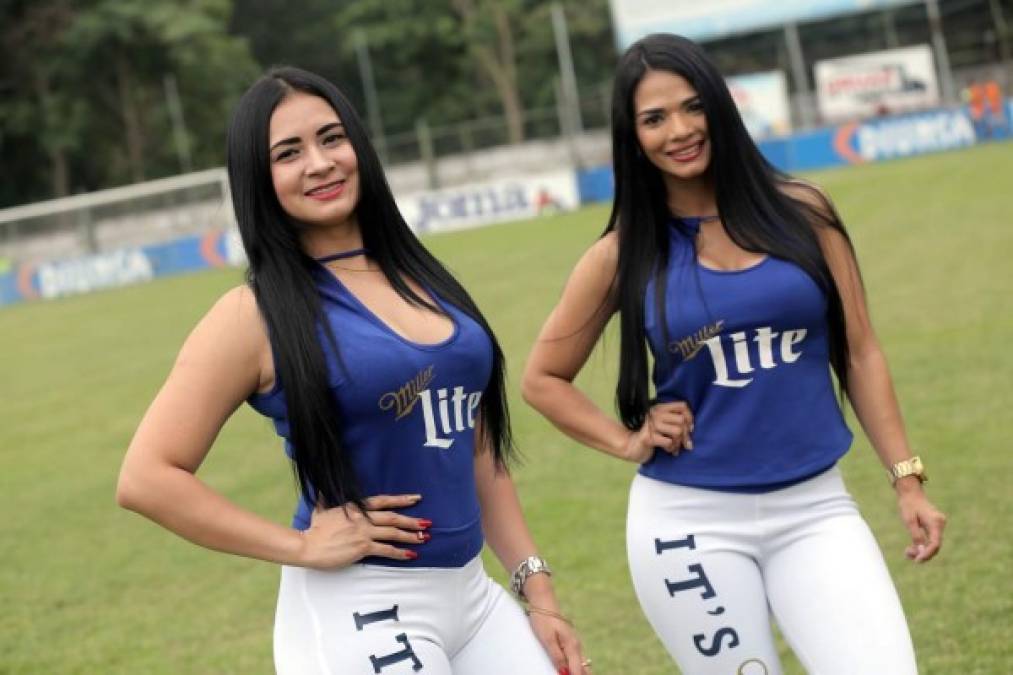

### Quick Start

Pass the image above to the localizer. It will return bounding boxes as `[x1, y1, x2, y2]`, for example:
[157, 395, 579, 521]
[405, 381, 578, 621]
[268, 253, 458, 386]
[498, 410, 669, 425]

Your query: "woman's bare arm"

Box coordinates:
[116, 285, 310, 564]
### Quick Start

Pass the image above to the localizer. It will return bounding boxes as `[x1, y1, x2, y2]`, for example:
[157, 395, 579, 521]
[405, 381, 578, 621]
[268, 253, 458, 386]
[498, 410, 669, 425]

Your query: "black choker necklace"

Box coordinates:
[314, 248, 369, 263]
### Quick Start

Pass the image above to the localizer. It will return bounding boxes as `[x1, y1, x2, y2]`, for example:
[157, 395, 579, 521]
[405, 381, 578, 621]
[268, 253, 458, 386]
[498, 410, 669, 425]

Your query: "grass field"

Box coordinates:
[2, 142, 1011, 674]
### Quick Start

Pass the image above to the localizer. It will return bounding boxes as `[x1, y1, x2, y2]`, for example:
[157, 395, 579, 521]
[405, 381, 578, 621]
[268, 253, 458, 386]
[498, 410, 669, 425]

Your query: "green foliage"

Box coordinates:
[0, 1, 81, 202]
[229, 0, 362, 94]
[331, 0, 487, 134]
[1, 0, 615, 206]
[0, 0, 258, 204]
[325, 0, 615, 137]
[514, 0, 618, 112]
[1, 144, 1011, 672]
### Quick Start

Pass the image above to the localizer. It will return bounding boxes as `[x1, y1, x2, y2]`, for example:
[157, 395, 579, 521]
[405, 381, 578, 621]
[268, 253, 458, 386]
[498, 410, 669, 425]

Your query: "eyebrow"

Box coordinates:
[636, 107, 665, 118]
[269, 122, 344, 152]
[636, 96, 701, 118]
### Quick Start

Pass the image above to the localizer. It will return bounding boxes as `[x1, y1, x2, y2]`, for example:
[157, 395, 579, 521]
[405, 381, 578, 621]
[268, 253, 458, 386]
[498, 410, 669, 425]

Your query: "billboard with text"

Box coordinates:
[815, 44, 940, 122]
[395, 170, 579, 235]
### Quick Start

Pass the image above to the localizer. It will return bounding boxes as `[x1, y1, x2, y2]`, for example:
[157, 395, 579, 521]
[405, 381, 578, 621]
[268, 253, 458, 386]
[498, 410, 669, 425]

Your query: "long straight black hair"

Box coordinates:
[226, 67, 514, 511]
[607, 34, 854, 430]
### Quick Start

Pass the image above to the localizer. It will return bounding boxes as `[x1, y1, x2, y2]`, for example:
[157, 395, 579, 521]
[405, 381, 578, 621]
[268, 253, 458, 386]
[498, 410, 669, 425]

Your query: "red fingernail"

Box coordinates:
[558, 669, 570, 675]
[418, 519, 432, 529]
[419, 532, 431, 542]
[405, 550, 419, 560]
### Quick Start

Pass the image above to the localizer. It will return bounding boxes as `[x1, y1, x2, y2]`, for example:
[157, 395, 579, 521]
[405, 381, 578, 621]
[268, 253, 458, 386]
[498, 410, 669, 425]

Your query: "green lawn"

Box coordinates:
[2, 142, 1010, 673]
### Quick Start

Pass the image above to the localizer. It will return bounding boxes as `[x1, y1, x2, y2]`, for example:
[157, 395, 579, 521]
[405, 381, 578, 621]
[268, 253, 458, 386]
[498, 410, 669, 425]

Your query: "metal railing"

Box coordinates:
[0, 168, 233, 265]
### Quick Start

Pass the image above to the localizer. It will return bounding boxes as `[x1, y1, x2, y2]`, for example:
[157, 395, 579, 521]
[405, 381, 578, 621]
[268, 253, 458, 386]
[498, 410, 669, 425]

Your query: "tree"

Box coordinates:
[515, 0, 617, 129]
[0, 0, 618, 208]
[1, 0, 83, 199]
[450, 0, 526, 143]
[330, 0, 486, 137]
[229, 0, 360, 93]
[66, 0, 258, 185]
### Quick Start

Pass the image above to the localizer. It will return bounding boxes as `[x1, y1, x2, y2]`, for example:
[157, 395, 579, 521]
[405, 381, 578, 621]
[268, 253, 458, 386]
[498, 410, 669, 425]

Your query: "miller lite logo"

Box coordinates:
[672, 322, 808, 388]
[379, 366, 482, 449]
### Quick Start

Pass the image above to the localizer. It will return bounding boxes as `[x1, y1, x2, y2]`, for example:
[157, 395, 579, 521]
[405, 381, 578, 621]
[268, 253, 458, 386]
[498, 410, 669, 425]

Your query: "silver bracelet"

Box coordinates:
[509, 555, 552, 599]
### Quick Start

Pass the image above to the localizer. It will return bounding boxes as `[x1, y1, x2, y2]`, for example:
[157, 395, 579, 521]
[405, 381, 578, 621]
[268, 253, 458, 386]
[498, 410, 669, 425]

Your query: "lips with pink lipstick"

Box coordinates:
[665, 141, 705, 163]
[305, 179, 347, 201]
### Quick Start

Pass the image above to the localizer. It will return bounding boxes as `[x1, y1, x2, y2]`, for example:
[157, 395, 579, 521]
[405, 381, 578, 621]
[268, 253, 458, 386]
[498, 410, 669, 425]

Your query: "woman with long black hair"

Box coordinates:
[117, 67, 587, 675]
[523, 34, 945, 674]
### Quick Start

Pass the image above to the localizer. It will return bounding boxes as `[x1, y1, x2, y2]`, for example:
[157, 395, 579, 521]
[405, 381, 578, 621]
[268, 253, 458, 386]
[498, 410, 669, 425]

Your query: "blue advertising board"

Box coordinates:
[577, 102, 1010, 204]
[0, 229, 242, 307]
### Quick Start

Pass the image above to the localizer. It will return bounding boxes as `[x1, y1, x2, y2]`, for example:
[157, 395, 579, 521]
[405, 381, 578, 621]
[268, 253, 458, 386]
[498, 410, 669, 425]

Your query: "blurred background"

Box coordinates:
[1, 0, 1010, 284]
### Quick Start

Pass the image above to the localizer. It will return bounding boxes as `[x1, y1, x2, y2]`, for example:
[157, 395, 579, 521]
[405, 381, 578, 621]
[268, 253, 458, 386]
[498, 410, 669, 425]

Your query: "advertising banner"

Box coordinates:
[0, 170, 581, 307]
[610, 0, 919, 48]
[727, 71, 792, 139]
[578, 103, 1009, 204]
[815, 44, 940, 122]
[1, 229, 244, 306]
[759, 106, 980, 170]
[395, 170, 579, 235]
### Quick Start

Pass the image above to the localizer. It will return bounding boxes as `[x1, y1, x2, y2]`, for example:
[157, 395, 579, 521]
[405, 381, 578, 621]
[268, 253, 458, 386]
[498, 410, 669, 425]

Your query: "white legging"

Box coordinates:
[627, 467, 918, 674]
[274, 555, 556, 674]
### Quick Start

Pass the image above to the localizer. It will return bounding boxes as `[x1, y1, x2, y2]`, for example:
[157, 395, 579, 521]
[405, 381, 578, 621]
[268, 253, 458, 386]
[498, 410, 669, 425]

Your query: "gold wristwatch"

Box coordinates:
[888, 456, 927, 486]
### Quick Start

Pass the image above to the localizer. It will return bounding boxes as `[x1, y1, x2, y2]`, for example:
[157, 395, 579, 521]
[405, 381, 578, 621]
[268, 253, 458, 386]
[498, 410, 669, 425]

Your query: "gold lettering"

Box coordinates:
[378, 365, 435, 420]
[668, 320, 725, 360]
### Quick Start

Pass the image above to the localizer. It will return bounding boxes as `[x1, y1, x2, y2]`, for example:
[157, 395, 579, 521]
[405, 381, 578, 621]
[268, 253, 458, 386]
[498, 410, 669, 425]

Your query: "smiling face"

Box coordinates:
[268, 91, 360, 230]
[633, 69, 711, 186]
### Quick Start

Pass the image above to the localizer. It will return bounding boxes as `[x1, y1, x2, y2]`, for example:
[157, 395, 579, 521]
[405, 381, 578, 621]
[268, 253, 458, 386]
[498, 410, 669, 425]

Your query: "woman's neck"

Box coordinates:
[664, 175, 717, 217]
[300, 216, 363, 260]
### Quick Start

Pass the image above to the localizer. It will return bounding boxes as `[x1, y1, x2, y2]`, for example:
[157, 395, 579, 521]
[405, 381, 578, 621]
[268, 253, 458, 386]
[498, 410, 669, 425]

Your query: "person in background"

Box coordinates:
[964, 77, 1008, 139]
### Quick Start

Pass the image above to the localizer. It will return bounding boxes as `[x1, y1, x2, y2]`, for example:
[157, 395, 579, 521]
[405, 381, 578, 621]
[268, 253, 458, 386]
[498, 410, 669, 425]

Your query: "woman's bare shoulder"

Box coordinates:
[187, 284, 269, 359]
[779, 178, 836, 221]
[583, 230, 619, 268]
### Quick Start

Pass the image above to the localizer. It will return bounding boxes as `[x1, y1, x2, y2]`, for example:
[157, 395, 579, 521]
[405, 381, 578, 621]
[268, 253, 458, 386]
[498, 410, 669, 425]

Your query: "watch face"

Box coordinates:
[895, 458, 926, 483]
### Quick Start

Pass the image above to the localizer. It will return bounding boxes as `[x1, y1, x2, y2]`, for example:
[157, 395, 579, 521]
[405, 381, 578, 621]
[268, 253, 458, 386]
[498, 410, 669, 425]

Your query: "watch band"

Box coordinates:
[888, 456, 927, 485]
[510, 555, 552, 599]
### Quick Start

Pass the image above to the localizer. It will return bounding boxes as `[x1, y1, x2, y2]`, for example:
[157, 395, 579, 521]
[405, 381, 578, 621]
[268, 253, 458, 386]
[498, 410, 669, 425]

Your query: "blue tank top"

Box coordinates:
[641, 218, 853, 490]
[248, 262, 492, 568]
